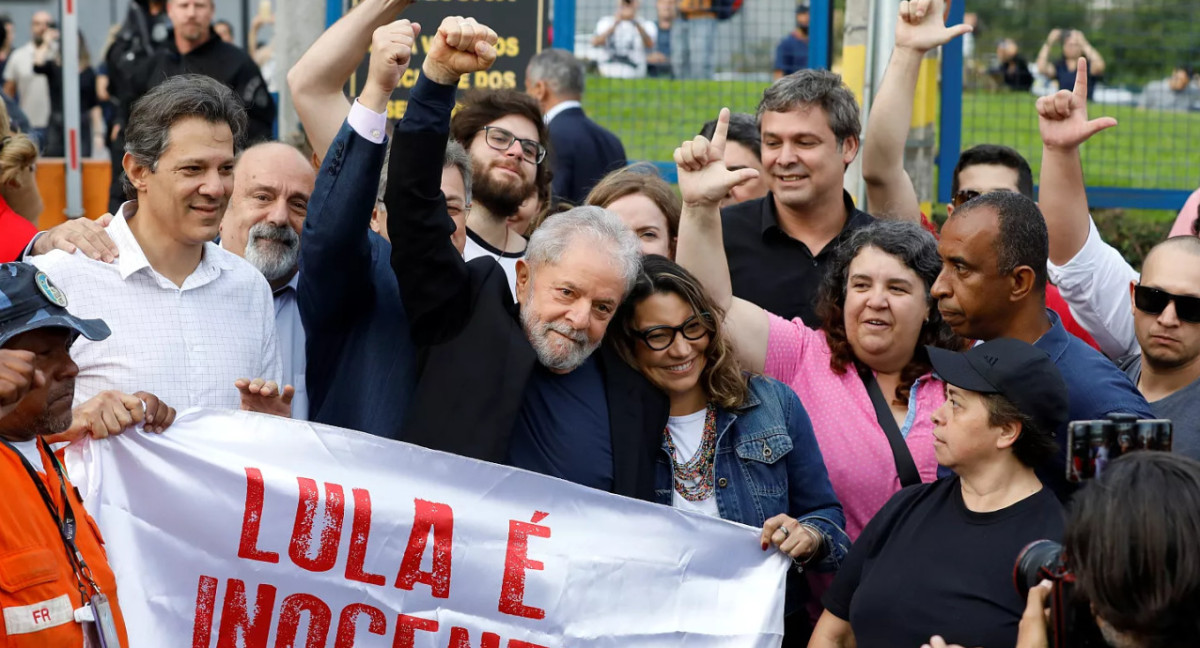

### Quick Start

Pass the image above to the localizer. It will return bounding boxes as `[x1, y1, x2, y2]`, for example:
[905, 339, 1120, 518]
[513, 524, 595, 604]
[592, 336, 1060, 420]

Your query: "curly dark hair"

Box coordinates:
[612, 255, 750, 411]
[817, 220, 964, 405]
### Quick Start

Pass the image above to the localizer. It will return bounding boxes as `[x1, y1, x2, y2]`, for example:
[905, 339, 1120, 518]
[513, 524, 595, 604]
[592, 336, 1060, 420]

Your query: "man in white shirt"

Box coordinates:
[216, 142, 316, 420]
[33, 74, 290, 434]
[2, 11, 52, 142]
[1038, 62, 1200, 459]
[592, 0, 658, 79]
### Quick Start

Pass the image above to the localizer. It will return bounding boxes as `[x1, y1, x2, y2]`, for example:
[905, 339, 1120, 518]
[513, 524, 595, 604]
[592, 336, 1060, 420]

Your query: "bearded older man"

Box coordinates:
[387, 16, 667, 500]
[218, 142, 316, 420]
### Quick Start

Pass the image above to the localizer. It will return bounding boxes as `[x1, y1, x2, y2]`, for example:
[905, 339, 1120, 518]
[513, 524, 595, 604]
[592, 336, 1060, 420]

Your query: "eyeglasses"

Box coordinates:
[479, 126, 546, 165]
[1133, 285, 1200, 323]
[636, 314, 712, 351]
[951, 189, 982, 207]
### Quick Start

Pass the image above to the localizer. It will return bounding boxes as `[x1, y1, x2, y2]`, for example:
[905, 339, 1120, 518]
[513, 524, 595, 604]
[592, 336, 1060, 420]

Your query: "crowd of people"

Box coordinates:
[1, 0, 1199, 645]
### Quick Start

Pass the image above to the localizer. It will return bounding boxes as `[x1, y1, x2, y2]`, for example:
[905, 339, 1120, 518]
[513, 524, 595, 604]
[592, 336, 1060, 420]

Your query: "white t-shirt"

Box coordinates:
[9, 439, 45, 473]
[3, 43, 51, 128]
[463, 229, 522, 301]
[593, 16, 658, 79]
[667, 408, 721, 518]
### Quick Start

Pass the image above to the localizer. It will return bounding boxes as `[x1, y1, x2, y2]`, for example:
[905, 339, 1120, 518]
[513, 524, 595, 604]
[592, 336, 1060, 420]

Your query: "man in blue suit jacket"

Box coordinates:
[288, 4, 474, 439]
[526, 49, 627, 206]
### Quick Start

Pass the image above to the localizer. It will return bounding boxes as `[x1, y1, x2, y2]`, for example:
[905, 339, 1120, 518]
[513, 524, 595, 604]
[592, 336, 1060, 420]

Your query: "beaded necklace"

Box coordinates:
[664, 403, 718, 502]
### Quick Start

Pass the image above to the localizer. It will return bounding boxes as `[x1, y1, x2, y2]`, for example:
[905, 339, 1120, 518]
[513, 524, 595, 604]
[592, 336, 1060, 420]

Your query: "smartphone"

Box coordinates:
[1065, 415, 1173, 483]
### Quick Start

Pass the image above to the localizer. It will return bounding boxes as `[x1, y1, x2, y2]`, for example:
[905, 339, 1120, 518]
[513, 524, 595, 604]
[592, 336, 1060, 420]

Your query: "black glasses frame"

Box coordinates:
[1134, 284, 1200, 323]
[478, 126, 546, 165]
[636, 314, 712, 351]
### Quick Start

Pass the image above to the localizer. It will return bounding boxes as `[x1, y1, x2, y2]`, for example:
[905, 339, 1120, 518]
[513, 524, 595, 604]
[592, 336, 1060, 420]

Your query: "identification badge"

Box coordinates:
[79, 594, 120, 648]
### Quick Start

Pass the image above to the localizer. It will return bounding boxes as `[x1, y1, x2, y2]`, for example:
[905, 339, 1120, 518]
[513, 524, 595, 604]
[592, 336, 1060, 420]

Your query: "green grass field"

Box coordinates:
[586, 77, 1200, 226]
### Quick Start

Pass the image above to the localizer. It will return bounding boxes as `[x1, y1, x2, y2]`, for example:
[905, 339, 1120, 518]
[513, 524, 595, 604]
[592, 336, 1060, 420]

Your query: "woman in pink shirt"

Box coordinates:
[674, 111, 963, 540]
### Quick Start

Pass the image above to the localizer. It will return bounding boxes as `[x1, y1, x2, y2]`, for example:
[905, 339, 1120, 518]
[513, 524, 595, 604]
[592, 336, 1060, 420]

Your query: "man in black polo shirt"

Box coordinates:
[721, 69, 872, 325]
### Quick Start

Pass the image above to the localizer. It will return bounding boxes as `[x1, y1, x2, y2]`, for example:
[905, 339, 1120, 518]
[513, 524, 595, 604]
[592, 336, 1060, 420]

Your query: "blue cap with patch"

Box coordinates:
[0, 262, 110, 347]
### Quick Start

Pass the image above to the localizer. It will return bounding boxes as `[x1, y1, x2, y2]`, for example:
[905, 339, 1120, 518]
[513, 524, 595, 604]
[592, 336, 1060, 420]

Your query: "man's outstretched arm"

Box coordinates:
[862, 0, 970, 222]
[287, 0, 416, 161]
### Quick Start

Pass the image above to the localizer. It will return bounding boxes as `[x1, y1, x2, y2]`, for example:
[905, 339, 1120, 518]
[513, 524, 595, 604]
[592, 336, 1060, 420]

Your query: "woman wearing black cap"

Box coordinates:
[809, 338, 1070, 648]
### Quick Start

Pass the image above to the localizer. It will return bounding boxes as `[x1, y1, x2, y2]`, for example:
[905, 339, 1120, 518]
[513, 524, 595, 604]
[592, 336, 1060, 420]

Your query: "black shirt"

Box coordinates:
[721, 190, 873, 326]
[824, 476, 1064, 648]
[137, 29, 275, 143]
[506, 355, 614, 491]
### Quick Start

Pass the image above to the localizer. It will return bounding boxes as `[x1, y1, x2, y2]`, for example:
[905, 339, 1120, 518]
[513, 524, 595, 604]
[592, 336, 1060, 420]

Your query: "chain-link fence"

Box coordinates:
[572, 0, 822, 165]
[956, 0, 1199, 214]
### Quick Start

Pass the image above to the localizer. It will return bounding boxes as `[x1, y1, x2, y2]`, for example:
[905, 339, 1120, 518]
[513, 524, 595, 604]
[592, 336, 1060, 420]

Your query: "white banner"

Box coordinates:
[66, 409, 787, 648]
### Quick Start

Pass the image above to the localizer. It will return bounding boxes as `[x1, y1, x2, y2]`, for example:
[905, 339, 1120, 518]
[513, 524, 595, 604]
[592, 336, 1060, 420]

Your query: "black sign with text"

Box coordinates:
[345, 0, 547, 120]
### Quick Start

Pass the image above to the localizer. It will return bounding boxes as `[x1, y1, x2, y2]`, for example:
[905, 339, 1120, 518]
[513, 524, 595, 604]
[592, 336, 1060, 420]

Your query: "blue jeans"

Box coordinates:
[671, 16, 717, 80]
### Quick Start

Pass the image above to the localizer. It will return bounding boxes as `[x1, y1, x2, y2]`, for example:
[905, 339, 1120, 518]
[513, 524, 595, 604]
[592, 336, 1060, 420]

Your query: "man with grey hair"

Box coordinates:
[286, 11, 479, 439]
[31, 74, 291, 432]
[720, 69, 873, 326]
[387, 16, 668, 499]
[215, 141, 316, 420]
[526, 48, 626, 205]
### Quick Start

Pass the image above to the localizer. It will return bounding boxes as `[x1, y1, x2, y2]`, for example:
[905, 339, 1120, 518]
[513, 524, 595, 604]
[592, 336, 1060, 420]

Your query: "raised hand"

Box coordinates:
[361, 19, 421, 112]
[0, 350, 41, 421]
[1037, 58, 1117, 150]
[895, 0, 973, 53]
[1046, 28, 1062, 44]
[236, 378, 295, 418]
[421, 16, 499, 86]
[674, 108, 761, 208]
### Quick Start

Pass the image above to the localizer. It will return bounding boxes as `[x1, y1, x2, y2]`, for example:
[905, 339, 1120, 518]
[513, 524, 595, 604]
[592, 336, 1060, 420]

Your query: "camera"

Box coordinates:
[1065, 414, 1172, 483]
[1012, 540, 1108, 648]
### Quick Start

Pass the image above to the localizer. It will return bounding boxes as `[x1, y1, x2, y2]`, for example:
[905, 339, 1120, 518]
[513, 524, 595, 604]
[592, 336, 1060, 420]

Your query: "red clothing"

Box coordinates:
[919, 212, 1102, 351]
[0, 441, 128, 647]
[0, 199, 36, 263]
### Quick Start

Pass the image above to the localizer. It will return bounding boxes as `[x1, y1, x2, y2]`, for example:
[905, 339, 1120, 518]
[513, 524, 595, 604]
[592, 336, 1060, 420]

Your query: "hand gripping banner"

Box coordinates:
[65, 410, 787, 647]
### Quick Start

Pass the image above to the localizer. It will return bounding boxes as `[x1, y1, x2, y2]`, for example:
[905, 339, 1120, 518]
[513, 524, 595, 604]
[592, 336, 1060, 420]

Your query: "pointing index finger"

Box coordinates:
[1073, 57, 1089, 104]
[710, 107, 731, 159]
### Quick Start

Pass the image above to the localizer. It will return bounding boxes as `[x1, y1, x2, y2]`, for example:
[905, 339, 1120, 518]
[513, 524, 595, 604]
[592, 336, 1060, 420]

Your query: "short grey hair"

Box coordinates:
[525, 205, 642, 295]
[123, 74, 247, 198]
[526, 48, 585, 98]
[376, 139, 473, 207]
[756, 69, 861, 146]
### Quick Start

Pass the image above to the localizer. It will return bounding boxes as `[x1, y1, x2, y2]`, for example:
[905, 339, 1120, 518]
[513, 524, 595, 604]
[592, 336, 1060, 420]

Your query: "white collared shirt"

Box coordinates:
[32, 203, 282, 410]
[272, 274, 307, 420]
[543, 100, 582, 125]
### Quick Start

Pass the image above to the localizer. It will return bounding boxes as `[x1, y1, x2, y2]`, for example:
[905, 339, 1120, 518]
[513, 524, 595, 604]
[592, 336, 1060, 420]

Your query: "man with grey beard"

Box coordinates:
[218, 142, 316, 419]
[386, 16, 668, 500]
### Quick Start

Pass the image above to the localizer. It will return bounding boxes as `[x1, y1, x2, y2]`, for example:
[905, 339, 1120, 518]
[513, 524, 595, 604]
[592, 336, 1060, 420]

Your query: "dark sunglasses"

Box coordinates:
[636, 314, 712, 351]
[1134, 284, 1200, 323]
[951, 189, 982, 207]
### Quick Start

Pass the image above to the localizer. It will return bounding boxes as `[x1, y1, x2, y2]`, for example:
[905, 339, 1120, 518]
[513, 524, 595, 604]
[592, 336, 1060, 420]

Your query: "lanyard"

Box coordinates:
[0, 437, 102, 603]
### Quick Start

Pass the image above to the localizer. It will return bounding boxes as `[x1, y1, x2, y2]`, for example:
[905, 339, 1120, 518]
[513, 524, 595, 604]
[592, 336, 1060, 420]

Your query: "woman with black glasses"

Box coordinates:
[611, 255, 849, 645]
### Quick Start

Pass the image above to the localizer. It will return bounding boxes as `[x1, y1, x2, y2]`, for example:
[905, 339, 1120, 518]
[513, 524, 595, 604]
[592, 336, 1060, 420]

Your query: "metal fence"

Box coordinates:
[554, 0, 1199, 215]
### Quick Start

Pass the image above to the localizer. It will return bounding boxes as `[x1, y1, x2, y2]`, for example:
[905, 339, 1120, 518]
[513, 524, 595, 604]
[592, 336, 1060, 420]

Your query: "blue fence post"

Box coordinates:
[326, 0, 342, 27]
[553, 0, 577, 51]
[936, 0, 965, 204]
[809, 0, 831, 70]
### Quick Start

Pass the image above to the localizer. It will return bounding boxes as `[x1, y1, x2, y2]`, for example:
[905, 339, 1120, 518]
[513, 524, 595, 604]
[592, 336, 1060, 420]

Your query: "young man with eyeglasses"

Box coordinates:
[1037, 60, 1200, 459]
[450, 89, 551, 298]
[862, 0, 1098, 350]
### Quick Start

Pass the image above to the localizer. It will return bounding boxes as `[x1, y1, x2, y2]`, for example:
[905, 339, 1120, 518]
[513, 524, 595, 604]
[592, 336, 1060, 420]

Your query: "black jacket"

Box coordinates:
[124, 29, 275, 143]
[547, 106, 627, 206]
[385, 82, 667, 501]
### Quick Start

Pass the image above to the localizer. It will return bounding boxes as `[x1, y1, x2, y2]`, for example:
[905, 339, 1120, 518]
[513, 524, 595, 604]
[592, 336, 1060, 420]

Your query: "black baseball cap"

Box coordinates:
[926, 338, 1069, 438]
[0, 263, 110, 347]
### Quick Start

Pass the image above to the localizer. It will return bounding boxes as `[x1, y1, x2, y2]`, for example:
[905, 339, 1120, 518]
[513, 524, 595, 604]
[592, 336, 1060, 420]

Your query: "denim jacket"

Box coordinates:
[655, 375, 850, 572]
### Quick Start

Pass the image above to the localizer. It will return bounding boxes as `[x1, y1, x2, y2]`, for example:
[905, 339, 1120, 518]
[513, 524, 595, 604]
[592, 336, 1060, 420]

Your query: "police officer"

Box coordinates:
[0, 262, 174, 646]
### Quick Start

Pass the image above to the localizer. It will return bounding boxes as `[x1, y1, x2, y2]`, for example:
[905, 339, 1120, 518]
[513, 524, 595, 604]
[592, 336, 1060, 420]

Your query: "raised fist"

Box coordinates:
[362, 20, 421, 111]
[421, 16, 499, 86]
